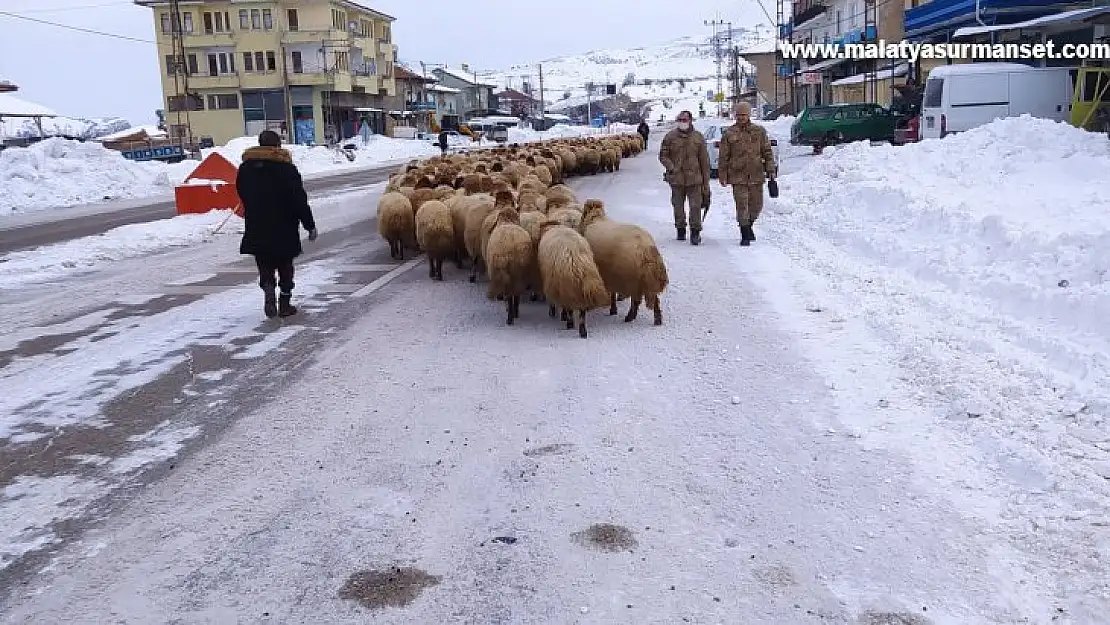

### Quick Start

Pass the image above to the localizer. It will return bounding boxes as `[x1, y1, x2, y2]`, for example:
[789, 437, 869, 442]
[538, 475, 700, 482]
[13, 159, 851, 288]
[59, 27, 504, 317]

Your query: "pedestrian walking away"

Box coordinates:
[658, 110, 711, 246]
[637, 119, 650, 146]
[237, 130, 319, 318]
[717, 101, 777, 246]
[438, 129, 449, 154]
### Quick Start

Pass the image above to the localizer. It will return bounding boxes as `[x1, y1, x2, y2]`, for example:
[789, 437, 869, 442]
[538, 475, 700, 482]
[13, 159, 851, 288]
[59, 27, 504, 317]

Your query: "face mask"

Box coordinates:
[678, 122, 691, 131]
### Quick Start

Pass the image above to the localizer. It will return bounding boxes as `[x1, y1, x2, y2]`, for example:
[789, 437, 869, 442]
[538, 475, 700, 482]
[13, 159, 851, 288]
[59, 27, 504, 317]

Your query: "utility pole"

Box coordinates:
[168, 0, 194, 152]
[538, 63, 545, 125]
[705, 13, 728, 117]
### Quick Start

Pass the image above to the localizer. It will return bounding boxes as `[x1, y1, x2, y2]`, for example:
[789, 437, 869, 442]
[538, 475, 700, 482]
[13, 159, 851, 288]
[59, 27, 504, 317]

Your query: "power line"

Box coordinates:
[0, 11, 154, 44]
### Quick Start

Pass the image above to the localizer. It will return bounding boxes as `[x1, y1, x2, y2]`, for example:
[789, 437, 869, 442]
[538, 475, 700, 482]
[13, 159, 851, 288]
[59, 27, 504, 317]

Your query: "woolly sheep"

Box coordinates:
[578, 199, 669, 326]
[464, 196, 500, 282]
[484, 208, 535, 324]
[377, 191, 416, 260]
[415, 199, 455, 281]
[536, 220, 611, 339]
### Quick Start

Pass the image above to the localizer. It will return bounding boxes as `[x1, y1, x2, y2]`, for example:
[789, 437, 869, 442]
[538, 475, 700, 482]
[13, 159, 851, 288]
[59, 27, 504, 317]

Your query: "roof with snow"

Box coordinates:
[0, 93, 57, 118]
[495, 88, 538, 102]
[429, 84, 461, 94]
[434, 67, 498, 87]
[395, 65, 434, 82]
[93, 125, 167, 142]
[831, 63, 908, 87]
[740, 39, 777, 55]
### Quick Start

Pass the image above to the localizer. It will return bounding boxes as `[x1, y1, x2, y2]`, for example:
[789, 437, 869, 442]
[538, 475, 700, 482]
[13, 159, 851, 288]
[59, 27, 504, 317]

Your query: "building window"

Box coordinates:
[239, 9, 249, 29]
[206, 52, 235, 76]
[266, 51, 277, 71]
[187, 54, 198, 74]
[160, 13, 171, 34]
[251, 9, 261, 29]
[331, 9, 345, 30]
[254, 51, 265, 71]
[334, 51, 349, 72]
[165, 55, 177, 74]
[207, 94, 240, 110]
[169, 124, 189, 139]
[287, 9, 299, 31]
[182, 12, 193, 34]
[214, 11, 228, 32]
[203, 12, 214, 34]
[291, 51, 303, 73]
[263, 9, 273, 29]
[242, 52, 254, 72]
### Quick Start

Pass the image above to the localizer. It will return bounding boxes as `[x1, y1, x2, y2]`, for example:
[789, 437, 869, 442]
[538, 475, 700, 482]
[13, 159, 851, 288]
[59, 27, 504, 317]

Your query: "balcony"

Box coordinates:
[188, 72, 241, 89]
[282, 28, 348, 44]
[351, 35, 375, 51]
[904, 0, 1078, 40]
[181, 30, 236, 48]
[354, 73, 380, 91]
[288, 70, 352, 91]
[792, 0, 829, 27]
[239, 70, 285, 90]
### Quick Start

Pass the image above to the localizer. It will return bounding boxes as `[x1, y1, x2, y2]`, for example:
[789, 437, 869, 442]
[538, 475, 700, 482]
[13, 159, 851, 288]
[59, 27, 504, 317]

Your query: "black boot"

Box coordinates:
[748, 223, 757, 241]
[690, 229, 701, 246]
[740, 225, 753, 246]
[278, 293, 297, 317]
[263, 288, 278, 318]
[676, 226, 686, 241]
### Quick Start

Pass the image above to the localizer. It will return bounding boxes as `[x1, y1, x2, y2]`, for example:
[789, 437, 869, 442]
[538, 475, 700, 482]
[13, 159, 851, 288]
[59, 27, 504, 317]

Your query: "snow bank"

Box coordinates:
[0, 138, 178, 216]
[507, 123, 639, 143]
[188, 133, 437, 176]
[0, 209, 242, 289]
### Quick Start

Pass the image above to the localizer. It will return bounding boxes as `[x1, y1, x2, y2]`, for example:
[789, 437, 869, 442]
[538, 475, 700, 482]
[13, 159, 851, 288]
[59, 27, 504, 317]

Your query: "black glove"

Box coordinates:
[767, 179, 779, 198]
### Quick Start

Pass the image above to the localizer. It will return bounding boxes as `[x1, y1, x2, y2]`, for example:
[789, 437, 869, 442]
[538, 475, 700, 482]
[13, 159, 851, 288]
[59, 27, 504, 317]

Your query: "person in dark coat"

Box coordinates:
[438, 130, 449, 154]
[237, 130, 318, 318]
[637, 120, 650, 145]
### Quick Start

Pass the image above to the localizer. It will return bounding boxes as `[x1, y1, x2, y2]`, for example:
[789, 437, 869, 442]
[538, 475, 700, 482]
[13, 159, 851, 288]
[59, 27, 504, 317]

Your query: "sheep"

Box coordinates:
[536, 220, 611, 339]
[377, 191, 416, 260]
[547, 207, 582, 230]
[544, 184, 577, 211]
[415, 199, 454, 281]
[464, 195, 500, 282]
[484, 208, 535, 324]
[578, 199, 669, 326]
[517, 210, 547, 302]
[518, 189, 547, 213]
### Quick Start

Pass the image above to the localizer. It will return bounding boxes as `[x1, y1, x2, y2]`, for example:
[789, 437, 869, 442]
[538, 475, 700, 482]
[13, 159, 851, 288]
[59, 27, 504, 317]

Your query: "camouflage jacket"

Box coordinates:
[718, 122, 776, 185]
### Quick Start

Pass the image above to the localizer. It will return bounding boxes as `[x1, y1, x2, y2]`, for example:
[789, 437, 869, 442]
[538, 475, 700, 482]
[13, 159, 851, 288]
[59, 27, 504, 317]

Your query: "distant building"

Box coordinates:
[0, 79, 17, 93]
[134, 0, 399, 146]
[430, 67, 496, 120]
[494, 88, 540, 117]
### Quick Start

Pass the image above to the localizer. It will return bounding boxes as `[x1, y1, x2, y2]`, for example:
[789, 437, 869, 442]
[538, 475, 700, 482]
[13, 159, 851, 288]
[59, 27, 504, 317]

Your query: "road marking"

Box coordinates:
[351, 256, 424, 298]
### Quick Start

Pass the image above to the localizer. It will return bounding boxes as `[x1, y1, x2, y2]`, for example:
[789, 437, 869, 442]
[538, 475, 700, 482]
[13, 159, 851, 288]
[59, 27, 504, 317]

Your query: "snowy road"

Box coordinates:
[0, 164, 400, 255]
[1, 133, 1106, 624]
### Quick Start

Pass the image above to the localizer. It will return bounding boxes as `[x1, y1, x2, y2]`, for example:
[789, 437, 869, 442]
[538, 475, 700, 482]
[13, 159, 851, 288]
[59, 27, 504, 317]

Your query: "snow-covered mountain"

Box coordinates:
[484, 26, 774, 121]
[2, 116, 132, 142]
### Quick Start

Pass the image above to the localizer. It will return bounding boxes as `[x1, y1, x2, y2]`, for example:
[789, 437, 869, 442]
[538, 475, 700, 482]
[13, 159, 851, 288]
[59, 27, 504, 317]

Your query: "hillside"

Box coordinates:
[2, 115, 132, 142]
[485, 25, 773, 121]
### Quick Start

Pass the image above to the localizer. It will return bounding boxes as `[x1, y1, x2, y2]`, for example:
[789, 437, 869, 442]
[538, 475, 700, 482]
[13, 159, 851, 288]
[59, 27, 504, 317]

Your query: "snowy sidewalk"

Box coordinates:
[0, 135, 1083, 623]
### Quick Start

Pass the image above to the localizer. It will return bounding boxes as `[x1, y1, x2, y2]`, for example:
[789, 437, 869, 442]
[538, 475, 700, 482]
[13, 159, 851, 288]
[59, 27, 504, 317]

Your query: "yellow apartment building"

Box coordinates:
[135, 0, 398, 146]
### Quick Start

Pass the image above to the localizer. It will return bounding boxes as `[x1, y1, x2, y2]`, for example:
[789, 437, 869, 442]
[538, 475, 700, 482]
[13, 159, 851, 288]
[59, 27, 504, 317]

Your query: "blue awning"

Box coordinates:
[904, 0, 1081, 40]
[953, 5, 1110, 37]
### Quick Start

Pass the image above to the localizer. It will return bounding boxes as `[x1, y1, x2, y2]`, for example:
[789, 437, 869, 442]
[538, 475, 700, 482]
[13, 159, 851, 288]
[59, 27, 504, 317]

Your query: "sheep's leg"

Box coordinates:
[548, 303, 557, 318]
[624, 296, 642, 323]
[609, 293, 618, 316]
[560, 308, 569, 323]
[512, 295, 521, 321]
[454, 250, 464, 269]
[397, 240, 405, 261]
[468, 256, 480, 283]
[437, 258, 445, 281]
[428, 258, 436, 278]
[649, 294, 663, 326]
[564, 308, 574, 330]
[577, 310, 588, 338]
[505, 296, 514, 325]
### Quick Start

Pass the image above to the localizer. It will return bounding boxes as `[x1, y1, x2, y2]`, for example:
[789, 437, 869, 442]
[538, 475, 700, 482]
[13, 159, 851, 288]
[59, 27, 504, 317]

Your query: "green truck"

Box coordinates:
[789, 103, 906, 152]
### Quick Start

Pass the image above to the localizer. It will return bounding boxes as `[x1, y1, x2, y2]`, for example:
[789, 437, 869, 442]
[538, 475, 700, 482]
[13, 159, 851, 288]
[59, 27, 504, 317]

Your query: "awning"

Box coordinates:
[953, 6, 1110, 38]
[0, 92, 57, 118]
[831, 63, 909, 87]
[795, 56, 848, 76]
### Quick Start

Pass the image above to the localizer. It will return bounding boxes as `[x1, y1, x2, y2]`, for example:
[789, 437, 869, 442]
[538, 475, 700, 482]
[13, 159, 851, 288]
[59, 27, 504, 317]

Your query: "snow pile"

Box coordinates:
[0, 138, 177, 216]
[752, 116, 1110, 594]
[0, 209, 242, 289]
[507, 122, 639, 143]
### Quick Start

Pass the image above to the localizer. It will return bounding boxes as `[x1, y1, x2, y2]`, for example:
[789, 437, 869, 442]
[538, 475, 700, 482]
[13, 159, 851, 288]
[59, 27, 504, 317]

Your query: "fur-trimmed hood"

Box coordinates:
[242, 145, 293, 164]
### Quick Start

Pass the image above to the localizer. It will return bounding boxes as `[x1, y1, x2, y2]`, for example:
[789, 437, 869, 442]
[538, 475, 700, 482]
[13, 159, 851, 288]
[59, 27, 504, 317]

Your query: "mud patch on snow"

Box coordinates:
[571, 523, 637, 552]
[751, 563, 798, 589]
[523, 443, 575, 457]
[338, 566, 442, 610]
[857, 611, 932, 625]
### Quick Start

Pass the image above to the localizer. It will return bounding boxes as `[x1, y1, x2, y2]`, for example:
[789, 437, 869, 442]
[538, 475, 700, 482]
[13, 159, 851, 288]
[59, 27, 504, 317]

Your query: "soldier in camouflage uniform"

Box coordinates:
[658, 110, 711, 246]
[717, 102, 777, 246]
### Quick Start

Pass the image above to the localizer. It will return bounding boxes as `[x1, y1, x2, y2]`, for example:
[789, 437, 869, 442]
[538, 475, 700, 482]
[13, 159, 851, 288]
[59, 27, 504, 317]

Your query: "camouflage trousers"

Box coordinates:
[670, 185, 704, 231]
[731, 183, 765, 227]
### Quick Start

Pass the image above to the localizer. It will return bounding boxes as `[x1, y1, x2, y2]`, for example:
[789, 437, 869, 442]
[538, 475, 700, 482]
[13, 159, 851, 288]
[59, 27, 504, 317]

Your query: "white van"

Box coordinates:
[920, 62, 1076, 139]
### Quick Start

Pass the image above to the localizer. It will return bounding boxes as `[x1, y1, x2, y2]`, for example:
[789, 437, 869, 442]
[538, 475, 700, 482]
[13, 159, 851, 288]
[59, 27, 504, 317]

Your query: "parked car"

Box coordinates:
[789, 103, 901, 150]
[697, 120, 781, 179]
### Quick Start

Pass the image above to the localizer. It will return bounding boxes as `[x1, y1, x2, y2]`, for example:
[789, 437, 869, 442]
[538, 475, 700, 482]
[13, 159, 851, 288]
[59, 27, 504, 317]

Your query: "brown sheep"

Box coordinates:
[578, 199, 669, 326]
[484, 208, 535, 324]
[377, 191, 415, 260]
[536, 220, 611, 338]
[415, 199, 454, 280]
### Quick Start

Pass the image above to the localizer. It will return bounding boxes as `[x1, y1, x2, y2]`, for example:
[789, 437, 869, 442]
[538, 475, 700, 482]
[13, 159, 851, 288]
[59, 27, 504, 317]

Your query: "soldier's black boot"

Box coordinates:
[278, 293, 297, 317]
[748, 223, 757, 241]
[676, 226, 686, 241]
[740, 225, 752, 246]
[263, 288, 278, 318]
[690, 229, 701, 245]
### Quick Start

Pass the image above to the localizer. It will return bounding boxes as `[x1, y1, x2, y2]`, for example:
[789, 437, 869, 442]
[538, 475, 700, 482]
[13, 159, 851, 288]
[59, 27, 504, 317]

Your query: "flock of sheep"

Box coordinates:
[376, 133, 669, 338]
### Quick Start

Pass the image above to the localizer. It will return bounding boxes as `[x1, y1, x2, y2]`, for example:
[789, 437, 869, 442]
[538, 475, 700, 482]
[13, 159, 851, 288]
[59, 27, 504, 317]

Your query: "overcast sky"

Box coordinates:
[0, 0, 770, 125]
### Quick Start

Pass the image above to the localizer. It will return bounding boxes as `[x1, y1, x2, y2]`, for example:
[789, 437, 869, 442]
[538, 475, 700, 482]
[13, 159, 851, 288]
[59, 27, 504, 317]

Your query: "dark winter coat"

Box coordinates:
[237, 146, 316, 260]
[438, 131, 449, 150]
[637, 122, 650, 142]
